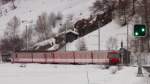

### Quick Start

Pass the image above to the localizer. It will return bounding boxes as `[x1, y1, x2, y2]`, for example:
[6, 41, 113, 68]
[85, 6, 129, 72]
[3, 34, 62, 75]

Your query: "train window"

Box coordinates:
[111, 54, 120, 58]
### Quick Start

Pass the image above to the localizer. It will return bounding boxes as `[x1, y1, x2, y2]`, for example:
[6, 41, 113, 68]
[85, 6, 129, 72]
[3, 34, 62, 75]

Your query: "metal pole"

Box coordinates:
[137, 38, 143, 77]
[65, 24, 67, 51]
[98, 25, 100, 51]
[127, 24, 129, 50]
[126, 22, 129, 65]
[98, 21, 101, 51]
[26, 25, 28, 51]
[86, 71, 90, 84]
[121, 41, 124, 64]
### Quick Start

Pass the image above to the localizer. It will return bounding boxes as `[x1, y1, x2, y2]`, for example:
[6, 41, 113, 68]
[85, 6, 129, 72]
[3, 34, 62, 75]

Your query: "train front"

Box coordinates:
[108, 51, 121, 65]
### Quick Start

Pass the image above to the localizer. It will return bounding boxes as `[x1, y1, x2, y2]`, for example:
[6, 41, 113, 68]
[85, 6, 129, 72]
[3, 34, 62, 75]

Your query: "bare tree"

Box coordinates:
[90, 0, 117, 14]
[90, 0, 104, 14]
[106, 37, 118, 50]
[0, 16, 23, 52]
[34, 12, 63, 50]
[48, 12, 57, 28]
[1, 0, 11, 4]
[11, 0, 16, 9]
[1, 36, 24, 52]
[76, 38, 87, 51]
[35, 12, 54, 41]
[91, 0, 136, 26]
[22, 25, 34, 50]
[58, 15, 74, 33]
[0, 8, 2, 17]
[56, 12, 63, 21]
[6, 16, 20, 38]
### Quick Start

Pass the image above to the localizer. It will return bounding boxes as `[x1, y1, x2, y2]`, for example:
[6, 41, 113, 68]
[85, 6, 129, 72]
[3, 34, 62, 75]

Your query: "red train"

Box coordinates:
[11, 50, 121, 65]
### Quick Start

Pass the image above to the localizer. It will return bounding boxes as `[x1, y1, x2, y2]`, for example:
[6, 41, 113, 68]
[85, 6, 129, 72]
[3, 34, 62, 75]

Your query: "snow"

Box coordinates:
[0, 0, 136, 51]
[66, 20, 134, 51]
[33, 38, 56, 50]
[0, 63, 148, 84]
[0, 1, 148, 83]
[0, 0, 94, 37]
[0, 1, 149, 83]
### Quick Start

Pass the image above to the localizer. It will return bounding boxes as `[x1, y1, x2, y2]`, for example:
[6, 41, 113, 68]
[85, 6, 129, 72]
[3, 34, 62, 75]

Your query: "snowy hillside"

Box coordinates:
[66, 20, 134, 51]
[0, 0, 135, 51]
[0, 0, 94, 37]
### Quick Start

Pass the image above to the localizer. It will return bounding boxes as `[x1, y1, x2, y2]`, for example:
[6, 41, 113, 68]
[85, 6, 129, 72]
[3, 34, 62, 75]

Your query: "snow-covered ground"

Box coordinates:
[0, 63, 148, 84]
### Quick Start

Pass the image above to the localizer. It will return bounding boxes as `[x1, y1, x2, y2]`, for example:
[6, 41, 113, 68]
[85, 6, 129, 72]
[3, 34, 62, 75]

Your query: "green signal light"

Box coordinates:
[133, 24, 147, 37]
[141, 28, 145, 32]
[135, 32, 139, 36]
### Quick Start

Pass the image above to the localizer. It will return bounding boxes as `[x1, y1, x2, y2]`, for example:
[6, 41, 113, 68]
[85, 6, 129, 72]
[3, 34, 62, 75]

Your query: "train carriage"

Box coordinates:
[13, 52, 33, 63]
[11, 50, 121, 65]
[74, 51, 92, 64]
[46, 52, 54, 63]
[92, 51, 109, 64]
[32, 52, 47, 63]
[53, 51, 75, 64]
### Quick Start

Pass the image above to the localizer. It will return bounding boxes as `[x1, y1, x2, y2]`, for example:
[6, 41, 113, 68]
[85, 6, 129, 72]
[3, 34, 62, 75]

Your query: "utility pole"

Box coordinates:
[23, 20, 32, 51]
[65, 23, 67, 51]
[125, 8, 129, 51]
[98, 21, 101, 51]
[26, 25, 28, 51]
[120, 41, 124, 64]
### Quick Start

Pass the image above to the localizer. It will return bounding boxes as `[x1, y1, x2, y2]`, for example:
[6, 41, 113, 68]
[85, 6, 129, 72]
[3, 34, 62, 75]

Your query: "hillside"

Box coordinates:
[0, 0, 94, 36]
[66, 20, 134, 51]
[0, 0, 135, 51]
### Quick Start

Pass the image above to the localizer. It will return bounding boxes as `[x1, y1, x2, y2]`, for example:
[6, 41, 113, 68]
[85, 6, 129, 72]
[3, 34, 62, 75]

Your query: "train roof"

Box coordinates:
[14, 50, 119, 53]
[109, 50, 120, 54]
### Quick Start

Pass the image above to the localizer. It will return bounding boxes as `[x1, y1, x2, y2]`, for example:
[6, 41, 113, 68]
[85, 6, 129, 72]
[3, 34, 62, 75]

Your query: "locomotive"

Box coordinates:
[108, 51, 121, 65]
[11, 50, 121, 65]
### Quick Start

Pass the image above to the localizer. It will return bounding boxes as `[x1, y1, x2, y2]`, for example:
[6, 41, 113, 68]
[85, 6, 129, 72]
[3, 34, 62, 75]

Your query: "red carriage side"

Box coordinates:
[11, 50, 120, 65]
[53, 51, 74, 64]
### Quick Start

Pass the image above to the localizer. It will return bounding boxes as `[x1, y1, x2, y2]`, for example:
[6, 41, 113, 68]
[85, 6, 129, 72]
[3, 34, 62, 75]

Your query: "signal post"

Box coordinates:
[134, 24, 147, 77]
